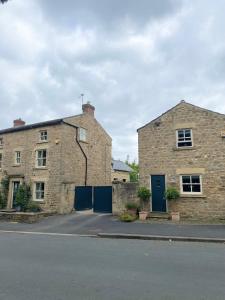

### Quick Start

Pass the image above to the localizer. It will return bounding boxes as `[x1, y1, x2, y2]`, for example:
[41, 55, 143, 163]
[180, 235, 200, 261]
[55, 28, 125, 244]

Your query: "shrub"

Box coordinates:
[165, 187, 180, 200]
[119, 212, 137, 222]
[125, 202, 138, 210]
[0, 176, 9, 209]
[15, 183, 31, 212]
[26, 201, 41, 212]
[137, 187, 151, 202]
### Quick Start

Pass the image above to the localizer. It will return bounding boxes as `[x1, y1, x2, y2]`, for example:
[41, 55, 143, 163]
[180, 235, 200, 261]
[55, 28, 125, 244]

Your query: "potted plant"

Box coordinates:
[125, 202, 139, 216]
[137, 186, 151, 220]
[165, 187, 180, 221]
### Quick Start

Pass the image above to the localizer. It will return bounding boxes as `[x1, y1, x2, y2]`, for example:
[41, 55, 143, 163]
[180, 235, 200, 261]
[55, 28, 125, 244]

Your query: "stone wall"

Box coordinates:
[112, 182, 139, 215]
[138, 101, 225, 219]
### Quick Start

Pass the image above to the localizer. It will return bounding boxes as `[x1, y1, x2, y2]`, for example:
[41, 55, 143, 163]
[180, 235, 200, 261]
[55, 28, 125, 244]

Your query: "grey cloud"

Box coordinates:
[1, 0, 225, 161]
[38, 0, 182, 29]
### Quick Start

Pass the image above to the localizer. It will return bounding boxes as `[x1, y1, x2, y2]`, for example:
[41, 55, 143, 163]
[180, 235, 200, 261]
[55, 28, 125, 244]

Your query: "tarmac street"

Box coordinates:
[0, 232, 225, 300]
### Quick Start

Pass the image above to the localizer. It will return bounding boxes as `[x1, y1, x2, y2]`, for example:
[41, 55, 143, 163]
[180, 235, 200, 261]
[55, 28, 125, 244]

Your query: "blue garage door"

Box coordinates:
[74, 186, 93, 211]
[93, 186, 112, 213]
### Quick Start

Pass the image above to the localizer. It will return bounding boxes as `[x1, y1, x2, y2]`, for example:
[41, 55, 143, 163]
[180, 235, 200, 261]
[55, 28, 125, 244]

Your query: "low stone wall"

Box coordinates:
[112, 182, 139, 215]
[0, 211, 56, 223]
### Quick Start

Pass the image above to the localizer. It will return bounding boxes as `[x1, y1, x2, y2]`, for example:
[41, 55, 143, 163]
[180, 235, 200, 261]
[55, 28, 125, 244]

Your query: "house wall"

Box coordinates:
[111, 170, 130, 182]
[138, 102, 225, 219]
[62, 113, 112, 213]
[0, 124, 62, 212]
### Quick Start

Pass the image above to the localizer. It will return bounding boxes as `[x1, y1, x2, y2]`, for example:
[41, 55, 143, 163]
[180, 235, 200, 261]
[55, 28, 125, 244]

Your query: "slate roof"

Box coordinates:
[0, 118, 64, 135]
[112, 159, 133, 172]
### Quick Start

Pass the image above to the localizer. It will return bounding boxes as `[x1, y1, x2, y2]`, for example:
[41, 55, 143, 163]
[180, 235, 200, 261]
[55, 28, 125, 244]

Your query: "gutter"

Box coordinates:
[62, 121, 87, 186]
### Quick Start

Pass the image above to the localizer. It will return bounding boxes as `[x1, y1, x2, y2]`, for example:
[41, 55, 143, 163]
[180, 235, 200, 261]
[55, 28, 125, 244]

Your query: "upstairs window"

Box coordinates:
[0, 153, 2, 169]
[0, 138, 3, 146]
[79, 128, 87, 142]
[40, 130, 48, 142]
[15, 151, 21, 165]
[36, 149, 47, 167]
[181, 175, 202, 194]
[176, 129, 192, 148]
[35, 182, 45, 200]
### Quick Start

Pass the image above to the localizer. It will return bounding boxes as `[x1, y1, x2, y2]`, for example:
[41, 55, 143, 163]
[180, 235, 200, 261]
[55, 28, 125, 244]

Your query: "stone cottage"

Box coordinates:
[111, 159, 133, 182]
[138, 100, 225, 219]
[0, 102, 112, 213]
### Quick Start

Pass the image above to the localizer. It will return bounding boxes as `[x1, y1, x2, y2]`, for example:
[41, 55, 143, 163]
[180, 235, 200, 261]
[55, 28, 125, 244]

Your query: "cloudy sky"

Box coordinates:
[1, 0, 225, 161]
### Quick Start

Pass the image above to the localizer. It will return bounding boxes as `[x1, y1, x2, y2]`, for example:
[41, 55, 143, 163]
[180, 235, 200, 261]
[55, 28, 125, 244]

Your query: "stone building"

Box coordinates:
[0, 102, 112, 213]
[138, 100, 225, 219]
[111, 159, 133, 182]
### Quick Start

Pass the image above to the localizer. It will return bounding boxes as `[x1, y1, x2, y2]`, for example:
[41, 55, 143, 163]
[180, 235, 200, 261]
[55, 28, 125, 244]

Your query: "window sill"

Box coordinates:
[33, 199, 45, 202]
[12, 164, 21, 167]
[37, 141, 48, 144]
[173, 146, 196, 151]
[79, 140, 88, 144]
[180, 194, 206, 198]
[34, 167, 48, 170]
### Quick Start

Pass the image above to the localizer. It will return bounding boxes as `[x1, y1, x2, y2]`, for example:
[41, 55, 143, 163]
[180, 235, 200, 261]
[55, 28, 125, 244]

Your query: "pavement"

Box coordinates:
[0, 232, 225, 300]
[1, 212, 225, 242]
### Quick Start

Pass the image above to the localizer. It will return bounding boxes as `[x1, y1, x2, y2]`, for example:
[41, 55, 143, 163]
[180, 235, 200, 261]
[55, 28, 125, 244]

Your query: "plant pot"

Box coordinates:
[127, 209, 138, 216]
[171, 212, 180, 222]
[139, 211, 148, 220]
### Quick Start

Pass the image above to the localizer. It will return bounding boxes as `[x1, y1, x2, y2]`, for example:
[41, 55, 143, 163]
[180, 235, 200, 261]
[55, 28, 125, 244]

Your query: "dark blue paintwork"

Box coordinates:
[151, 175, 166, 212]
[93, 186, 112, 213]
[74, 186, 93, 210]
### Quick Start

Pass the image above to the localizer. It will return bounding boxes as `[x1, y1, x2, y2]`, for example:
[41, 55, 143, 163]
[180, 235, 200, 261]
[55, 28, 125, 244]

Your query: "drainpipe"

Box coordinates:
[62, 121, 87, 186]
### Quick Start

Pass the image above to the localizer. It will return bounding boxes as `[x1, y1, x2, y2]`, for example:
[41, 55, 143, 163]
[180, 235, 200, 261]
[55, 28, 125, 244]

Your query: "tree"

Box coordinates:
[125, 158, 139, 182]
[1, 0, 9, 4]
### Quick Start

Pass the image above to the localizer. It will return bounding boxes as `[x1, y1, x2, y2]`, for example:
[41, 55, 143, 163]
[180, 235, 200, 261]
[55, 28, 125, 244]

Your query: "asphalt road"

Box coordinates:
[1, 212, 225, 239]
[0, 232, 225, 300]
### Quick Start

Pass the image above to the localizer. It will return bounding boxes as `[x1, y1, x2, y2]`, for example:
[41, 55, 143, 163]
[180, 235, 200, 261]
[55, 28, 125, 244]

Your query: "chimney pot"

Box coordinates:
[82, 102, 95, 117]
[13, 118, 26, 127]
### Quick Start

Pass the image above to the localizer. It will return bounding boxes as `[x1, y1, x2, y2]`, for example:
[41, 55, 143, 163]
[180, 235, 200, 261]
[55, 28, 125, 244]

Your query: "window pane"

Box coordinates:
[183, 184, 191, 192]
[192, 185, 201, 192]
[178, 131, 184, 138]
[192, 176, 200, 184]
[185, 130, 191, 137]
[182, 176, 191, 183]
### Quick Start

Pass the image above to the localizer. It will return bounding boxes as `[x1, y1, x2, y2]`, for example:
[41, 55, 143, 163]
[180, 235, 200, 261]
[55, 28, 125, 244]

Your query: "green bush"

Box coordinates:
[119, 212, 137, 222]
[165, 187, 180, 200]
[125, 202, 139, 210]
[26, 201, 41, 212]
[0, 176, 9, 209]
[137, 187, 151, 201]
[15, 183, 31, 212]
[0, 192, 6, 209]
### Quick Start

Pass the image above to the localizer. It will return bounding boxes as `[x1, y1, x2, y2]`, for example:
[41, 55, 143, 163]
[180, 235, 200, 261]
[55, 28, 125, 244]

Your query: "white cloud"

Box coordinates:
[1, 0, 225, 161]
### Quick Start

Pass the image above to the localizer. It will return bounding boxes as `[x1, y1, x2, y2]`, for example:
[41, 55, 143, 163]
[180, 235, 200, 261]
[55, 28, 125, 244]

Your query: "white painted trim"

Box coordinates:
[33, 181, 45, 202]
[179, 174, 203, 195]
[176, 128, 193, 149]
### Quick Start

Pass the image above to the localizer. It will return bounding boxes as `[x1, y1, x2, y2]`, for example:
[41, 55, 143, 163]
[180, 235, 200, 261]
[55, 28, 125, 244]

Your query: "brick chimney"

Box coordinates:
[13, 118, 26, 127]
[82, 101, 95, 117]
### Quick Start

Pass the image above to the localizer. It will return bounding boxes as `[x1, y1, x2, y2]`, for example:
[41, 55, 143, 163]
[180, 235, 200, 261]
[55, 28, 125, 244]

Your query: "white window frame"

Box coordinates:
[180, 175, 202, 195]
[0, 138, 3, 146]
[34, 182, 45, 201]
[0, 152, 2, 169]
[79, 128, 87, 142]
[36, 149, 47, 167]
[176, 129, 193, 148]
[15, 151, 21, 165]
[39, 130, 48, 142]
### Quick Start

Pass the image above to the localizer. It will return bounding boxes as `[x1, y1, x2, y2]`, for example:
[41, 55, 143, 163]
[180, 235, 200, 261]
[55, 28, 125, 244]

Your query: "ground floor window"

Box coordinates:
[180, 175, 202, 194]
[35, 182, 45, 201]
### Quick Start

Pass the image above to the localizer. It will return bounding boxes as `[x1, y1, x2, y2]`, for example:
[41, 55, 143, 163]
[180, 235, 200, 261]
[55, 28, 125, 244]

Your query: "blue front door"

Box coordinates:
[151, 175, 166, 212]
